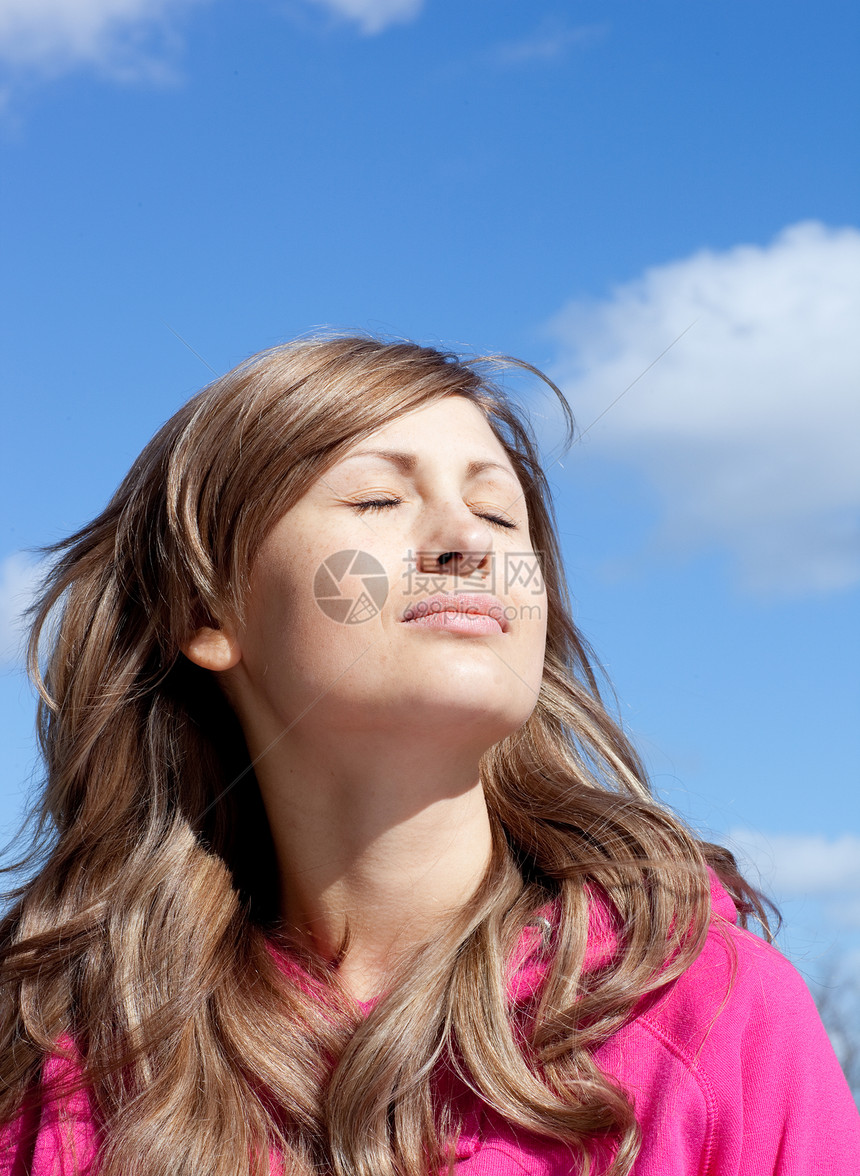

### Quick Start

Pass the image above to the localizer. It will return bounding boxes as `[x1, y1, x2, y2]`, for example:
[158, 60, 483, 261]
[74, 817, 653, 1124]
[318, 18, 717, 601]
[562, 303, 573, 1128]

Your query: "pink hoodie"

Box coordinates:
[3, 875, 858, 1174]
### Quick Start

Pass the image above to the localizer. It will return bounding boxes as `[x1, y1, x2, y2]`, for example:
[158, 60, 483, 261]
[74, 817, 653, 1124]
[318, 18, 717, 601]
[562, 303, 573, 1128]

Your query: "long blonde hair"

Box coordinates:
[1, 336, 769, 1175]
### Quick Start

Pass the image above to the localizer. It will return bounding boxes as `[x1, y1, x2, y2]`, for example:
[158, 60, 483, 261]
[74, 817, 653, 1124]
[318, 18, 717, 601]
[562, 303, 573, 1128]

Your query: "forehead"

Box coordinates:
[339, 396, 518, 477]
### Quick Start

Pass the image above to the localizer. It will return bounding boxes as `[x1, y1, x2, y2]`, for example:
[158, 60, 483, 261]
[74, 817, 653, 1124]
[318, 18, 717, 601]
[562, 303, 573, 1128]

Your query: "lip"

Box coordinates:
[401, 592, 510, 634]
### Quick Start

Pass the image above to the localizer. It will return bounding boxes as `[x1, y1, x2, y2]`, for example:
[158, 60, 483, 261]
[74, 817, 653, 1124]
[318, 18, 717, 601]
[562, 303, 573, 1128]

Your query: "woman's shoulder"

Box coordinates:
[641, 872, 833, 1053]
[594, 873, 860, 1174]
[0, 1036, 100, 1176]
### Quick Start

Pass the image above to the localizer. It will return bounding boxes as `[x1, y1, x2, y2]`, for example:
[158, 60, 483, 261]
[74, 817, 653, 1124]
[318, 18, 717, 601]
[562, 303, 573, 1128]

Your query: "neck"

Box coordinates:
[251, 730, 494, 1001]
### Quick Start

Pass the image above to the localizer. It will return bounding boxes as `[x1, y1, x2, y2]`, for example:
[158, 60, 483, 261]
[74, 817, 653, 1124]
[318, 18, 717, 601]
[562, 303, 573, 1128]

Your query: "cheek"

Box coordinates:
[246, 562, 389, 701]
[240, 553, 309, 674]
[522, 613, 549, 702]
[512, 583, 548, 660]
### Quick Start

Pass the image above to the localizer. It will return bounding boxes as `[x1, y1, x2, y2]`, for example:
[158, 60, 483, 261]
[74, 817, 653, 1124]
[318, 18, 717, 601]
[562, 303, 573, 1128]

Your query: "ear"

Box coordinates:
[182, 626, 242, 672]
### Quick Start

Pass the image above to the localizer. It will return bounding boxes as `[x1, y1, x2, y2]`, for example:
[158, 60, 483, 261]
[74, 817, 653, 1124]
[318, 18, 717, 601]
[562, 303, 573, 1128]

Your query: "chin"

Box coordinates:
[319, 683, 535, 746]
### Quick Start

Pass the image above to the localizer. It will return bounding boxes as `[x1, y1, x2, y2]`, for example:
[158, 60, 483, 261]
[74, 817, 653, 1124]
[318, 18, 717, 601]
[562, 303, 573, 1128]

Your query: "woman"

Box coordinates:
[1, 335, 857, 1175]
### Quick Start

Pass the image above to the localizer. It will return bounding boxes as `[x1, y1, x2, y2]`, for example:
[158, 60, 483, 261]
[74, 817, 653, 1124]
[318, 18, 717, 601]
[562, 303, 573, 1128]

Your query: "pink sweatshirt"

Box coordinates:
[3, 875, 858, 1174]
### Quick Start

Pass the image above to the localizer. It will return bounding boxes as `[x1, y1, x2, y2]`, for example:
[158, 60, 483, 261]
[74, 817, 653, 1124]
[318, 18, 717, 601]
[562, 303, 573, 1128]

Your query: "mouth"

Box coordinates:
[401, 593, 510, 634]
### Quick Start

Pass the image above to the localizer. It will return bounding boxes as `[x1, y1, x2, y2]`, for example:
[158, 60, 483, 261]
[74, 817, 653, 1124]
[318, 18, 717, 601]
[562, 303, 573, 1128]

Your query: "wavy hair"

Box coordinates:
[0, 336, 771, 1175]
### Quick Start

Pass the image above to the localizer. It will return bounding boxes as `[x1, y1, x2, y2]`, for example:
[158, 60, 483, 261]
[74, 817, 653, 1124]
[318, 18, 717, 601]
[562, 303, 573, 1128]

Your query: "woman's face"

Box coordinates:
[223, 394, 548, 756]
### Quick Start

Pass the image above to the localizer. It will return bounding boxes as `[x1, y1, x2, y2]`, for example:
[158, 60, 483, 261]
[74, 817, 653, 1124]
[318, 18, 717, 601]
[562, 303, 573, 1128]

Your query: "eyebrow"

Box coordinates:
[339, 448, 519, 482]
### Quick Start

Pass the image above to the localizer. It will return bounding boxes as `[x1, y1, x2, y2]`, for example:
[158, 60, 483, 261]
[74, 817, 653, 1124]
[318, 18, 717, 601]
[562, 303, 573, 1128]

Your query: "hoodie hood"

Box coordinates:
[505, 866, 739, 1006]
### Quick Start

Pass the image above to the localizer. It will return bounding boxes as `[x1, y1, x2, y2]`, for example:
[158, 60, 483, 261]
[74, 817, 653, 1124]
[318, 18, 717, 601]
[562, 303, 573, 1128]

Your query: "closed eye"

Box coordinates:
[351, 498, 516, 529]
[351, 497, 403, 513]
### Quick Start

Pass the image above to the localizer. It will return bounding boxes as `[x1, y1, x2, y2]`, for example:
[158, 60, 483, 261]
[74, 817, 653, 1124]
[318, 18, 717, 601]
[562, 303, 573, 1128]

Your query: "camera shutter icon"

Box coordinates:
[313, 550, 389, 624]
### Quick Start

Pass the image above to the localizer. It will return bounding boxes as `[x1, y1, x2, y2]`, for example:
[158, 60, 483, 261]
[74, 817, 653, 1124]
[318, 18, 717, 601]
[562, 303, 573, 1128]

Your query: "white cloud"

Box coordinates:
[0, 553, 43, 666]
[0, 0, 421, 90]
[728, 831, 860, 999]
[303, 0, 423, 35]
[0, 0, 208, 80]
[728, 828, 860, 898]
[492, 19, 605, 67]
[547, 222, 860, 596]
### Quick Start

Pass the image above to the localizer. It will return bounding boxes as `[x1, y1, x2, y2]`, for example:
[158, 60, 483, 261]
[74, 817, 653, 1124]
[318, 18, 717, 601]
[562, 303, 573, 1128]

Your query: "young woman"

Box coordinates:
[1, 336, 857, 1176]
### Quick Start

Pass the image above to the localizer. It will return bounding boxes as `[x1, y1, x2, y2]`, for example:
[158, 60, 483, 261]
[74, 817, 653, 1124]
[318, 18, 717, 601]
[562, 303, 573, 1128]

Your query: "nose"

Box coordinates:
[415, 502, 494, 581]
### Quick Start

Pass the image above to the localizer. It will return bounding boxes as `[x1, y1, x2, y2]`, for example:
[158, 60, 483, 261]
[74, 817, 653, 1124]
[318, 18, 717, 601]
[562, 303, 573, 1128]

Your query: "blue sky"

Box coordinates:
[1, 0, 858, 991]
